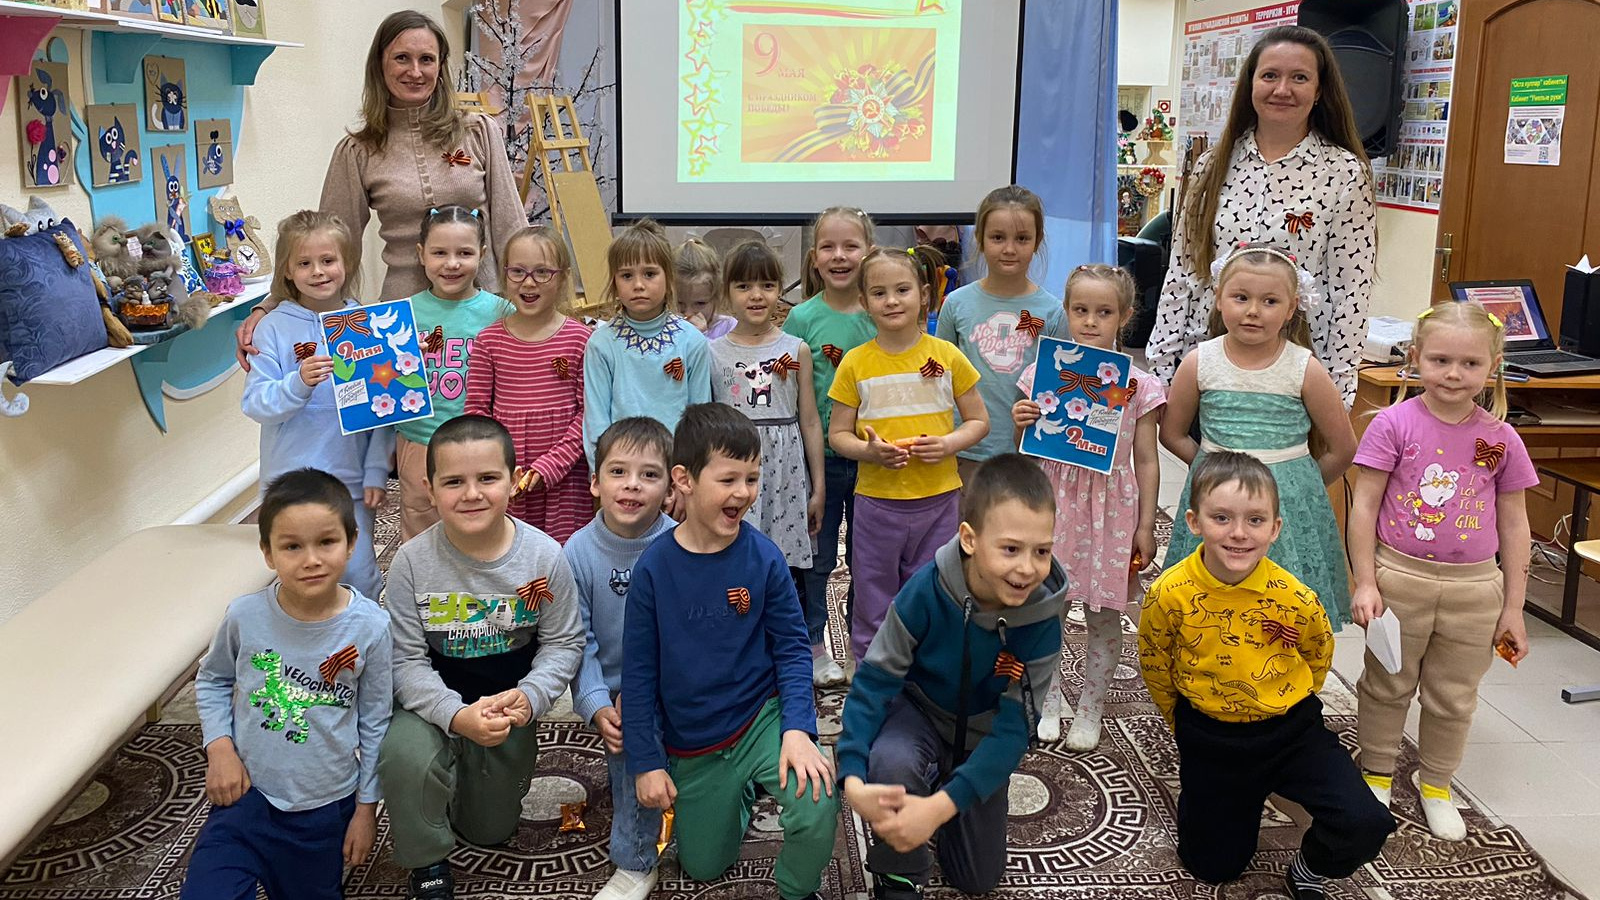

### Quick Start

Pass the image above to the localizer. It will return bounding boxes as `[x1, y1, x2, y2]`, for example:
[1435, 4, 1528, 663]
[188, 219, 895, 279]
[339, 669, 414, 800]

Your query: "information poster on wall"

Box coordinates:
[1505, 75, 1567, 167]
[1179, 1, 1458, 213]
[1372, 0, 1456, 211]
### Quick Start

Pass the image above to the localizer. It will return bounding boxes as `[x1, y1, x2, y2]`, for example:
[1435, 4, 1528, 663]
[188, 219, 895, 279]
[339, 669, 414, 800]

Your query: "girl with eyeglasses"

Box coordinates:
[464, 225, 594, 544]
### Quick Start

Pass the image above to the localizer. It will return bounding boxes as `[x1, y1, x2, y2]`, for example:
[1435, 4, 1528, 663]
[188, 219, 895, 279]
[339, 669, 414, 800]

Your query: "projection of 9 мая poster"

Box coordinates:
[679, 0, 961, 183]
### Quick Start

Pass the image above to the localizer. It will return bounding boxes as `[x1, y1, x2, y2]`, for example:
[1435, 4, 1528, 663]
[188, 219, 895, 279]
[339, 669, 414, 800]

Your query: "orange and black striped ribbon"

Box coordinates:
[424, 325, 445, 355]
[772, 353, 801, 379]
[552, 357, 570, 379]
[919, 357, 945, 378]
[517, 576, 555, 608]
[663, 358, 685, 381]
[319, 644, 359, 684]
[1015, 310, 1046, 339]
[293, 341, 318, 362]
[993, 650, 1025, 683]
[821, 344, 844, 366]
[727, 586, 751, 615]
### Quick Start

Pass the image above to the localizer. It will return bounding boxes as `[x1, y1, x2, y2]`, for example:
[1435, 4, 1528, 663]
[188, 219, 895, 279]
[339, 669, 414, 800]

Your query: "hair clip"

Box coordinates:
[1487, 311, 1504, 329]
[469, 208, 481, 218]
[907, 247, 918, 258]
[1417, 307, 1436, 320]
[428, 207, 440, 215]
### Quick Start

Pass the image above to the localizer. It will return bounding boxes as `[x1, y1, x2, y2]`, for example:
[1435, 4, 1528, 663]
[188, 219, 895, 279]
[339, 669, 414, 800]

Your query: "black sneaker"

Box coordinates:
[409, 862, 454, 900]
[873, 872, 925, 899]
[1283, 866, 1326, 900]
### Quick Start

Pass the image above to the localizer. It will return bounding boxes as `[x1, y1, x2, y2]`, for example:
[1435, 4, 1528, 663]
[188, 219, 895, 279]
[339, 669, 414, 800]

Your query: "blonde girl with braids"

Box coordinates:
[1011, 264, 1166, 747]
[1348, 300, 1533, 842]
[1159, 243, 1357, 630]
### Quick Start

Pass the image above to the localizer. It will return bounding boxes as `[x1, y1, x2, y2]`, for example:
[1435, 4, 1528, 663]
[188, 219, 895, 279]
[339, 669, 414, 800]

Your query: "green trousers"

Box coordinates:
[377, 708, 540, 869]
[669, 699, 840, 900]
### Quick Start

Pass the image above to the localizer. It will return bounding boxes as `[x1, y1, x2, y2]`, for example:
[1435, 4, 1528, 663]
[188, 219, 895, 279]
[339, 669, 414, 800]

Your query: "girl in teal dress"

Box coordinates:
[1159, 243, 1359, 628]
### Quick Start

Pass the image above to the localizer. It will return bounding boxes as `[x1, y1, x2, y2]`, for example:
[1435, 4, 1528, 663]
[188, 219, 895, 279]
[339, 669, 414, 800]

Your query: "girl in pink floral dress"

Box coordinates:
[1011, 264, 1166, 749]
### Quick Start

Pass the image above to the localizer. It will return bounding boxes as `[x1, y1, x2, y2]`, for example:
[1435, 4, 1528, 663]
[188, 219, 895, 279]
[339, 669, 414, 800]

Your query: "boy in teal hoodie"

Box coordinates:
[836, 454, 1065, 897]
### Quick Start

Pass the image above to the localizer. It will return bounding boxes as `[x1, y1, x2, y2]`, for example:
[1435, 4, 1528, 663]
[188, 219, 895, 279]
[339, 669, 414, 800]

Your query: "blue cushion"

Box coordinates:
[0, 220, 107, 384]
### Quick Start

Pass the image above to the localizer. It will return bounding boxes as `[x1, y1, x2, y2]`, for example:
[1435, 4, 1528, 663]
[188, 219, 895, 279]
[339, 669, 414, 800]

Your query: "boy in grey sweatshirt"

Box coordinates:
[183, 469, 393, 900]
[378, 415, 585, 900]
[565, 418, 675, 900]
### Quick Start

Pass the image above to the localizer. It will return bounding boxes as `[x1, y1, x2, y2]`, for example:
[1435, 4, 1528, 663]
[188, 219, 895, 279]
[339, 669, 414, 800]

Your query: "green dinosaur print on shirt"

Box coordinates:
[248, 649, 347, 744]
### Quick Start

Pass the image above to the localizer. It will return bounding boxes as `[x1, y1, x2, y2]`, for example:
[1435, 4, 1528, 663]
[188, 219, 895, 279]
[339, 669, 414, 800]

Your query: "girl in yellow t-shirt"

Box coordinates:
[829, 248, 988, 663]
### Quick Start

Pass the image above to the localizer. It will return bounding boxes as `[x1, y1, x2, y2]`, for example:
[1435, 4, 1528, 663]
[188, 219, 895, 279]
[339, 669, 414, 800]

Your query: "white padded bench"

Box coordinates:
[0, 524, 274, 866]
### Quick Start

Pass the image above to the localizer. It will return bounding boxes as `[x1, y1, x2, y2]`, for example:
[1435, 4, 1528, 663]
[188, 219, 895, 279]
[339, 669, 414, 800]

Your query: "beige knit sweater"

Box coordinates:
[319, 107, 528, 301]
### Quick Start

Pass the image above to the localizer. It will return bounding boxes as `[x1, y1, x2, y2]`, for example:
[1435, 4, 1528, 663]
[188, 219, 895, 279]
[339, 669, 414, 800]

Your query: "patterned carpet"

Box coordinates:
[1, 497, 1586, 899]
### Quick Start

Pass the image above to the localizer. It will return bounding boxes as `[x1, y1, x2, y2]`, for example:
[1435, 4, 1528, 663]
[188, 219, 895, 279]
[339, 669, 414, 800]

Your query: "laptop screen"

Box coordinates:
[1448, 280, 1551, 347]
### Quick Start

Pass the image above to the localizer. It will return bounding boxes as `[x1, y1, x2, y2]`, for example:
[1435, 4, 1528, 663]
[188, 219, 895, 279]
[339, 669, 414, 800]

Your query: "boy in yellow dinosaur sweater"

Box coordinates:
[1139, 451, 1394, 900]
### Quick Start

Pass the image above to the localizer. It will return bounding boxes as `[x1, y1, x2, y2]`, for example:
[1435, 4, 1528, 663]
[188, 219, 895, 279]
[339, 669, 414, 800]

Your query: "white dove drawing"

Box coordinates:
[368, 306, 399, 335]
[1053, 344, 1083, 370]
[385, 322, 414, 355]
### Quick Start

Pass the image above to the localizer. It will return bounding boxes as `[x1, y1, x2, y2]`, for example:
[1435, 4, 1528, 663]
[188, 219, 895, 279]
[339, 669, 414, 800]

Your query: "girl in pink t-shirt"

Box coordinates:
[1011, 264, 1165, 749]
[1348, 300, 1537, 842]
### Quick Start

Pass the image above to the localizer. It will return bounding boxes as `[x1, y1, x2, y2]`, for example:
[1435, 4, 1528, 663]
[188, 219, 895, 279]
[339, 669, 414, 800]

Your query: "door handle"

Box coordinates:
[1435, 233, 1454, 282]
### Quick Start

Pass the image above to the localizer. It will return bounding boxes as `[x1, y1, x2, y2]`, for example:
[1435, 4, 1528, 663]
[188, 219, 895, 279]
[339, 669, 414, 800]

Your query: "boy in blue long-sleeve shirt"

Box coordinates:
[184, 469, 393, 900]
[621, 404, 838, 900]
[566, 417, 675, 900]
[836, 454, 1066, 897]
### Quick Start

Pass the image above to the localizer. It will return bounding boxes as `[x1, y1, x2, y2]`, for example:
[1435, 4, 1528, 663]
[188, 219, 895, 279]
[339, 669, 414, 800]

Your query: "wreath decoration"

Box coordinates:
[1136, 166, 1166, 197]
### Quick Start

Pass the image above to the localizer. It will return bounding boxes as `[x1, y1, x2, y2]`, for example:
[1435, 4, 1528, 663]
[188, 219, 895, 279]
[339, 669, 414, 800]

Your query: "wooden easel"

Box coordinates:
[455, 92, 502, 116]
[520, 94, 612, 317]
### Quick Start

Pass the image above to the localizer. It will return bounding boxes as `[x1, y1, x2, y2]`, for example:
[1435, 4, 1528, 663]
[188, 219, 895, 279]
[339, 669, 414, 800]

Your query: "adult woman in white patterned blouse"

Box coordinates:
[1147, 25, 1376, 407]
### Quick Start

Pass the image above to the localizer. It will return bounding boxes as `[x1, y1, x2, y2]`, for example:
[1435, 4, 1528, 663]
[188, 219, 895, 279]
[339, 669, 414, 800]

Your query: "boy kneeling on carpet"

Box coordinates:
[622, 404, 839, 900]
[835, 454, 1066, 898]
[1138, 451, 1395, 899]
[184, 468, 394, 900]
[380, 415, 586, 900]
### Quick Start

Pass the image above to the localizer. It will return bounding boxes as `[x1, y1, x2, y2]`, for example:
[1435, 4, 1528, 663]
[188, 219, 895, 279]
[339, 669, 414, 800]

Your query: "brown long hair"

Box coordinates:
[351, 11, 464, 152]
[1180, 26, 1371, 281]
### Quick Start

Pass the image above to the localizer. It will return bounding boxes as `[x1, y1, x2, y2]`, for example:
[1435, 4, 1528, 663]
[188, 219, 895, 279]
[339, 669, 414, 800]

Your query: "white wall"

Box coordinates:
[0, 0, 446, 621]
[1119, 0, 1178, 87]
[1174, 0, 1437, 318]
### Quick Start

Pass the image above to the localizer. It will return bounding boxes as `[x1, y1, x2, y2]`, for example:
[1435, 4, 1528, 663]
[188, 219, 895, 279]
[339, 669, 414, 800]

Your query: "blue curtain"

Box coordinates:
[1015, 0, 1119, 294]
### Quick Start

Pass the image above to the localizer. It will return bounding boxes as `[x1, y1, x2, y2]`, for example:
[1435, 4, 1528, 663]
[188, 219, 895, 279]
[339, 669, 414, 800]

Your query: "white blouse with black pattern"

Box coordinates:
[1146, 129, 1377, 407]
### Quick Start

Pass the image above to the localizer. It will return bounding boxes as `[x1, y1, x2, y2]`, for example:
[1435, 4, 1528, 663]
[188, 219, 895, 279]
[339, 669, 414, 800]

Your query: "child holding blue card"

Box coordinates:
[242, 210, 394, 599]
[1011, 264, 1165, 748]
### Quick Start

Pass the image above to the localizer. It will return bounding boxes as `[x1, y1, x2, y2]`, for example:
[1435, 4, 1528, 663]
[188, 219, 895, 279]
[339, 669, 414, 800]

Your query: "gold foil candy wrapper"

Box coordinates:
[559, 801, 587, 833]
[657, 807, 675, 854]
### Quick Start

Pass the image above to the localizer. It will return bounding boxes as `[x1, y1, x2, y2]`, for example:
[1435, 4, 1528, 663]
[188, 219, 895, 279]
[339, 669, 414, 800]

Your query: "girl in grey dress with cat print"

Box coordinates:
[708, 242, 826, 569]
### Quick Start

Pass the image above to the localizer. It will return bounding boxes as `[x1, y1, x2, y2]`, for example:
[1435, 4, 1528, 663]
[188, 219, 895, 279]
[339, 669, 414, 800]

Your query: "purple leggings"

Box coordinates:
[849, 490, 960, 662]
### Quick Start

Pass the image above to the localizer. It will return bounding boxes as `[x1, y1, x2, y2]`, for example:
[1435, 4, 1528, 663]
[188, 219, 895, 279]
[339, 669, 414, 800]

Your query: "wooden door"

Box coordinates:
[1435, 0, 1600, 330]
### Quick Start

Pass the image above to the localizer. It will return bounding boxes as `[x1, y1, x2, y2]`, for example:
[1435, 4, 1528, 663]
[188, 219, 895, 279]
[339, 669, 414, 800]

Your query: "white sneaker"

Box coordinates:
[1037, 688, 1064, 741]
[594, 867, 658, 900]
[1063, 709, 1102, 751]
[812, 655, 848, 687]
[1421, 787, 1467, 841]
[1364, 776, 1392, 808]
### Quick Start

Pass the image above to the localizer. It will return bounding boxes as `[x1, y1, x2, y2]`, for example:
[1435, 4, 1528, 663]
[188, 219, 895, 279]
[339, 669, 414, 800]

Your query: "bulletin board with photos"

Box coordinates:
[1177, 0, 1456, 214]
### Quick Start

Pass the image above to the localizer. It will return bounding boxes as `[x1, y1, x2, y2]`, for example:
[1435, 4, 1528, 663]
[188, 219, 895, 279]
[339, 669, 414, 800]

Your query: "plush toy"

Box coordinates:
[1, 196, 60, 237]
[130, 223, 209, 330]
[79, 221, 133, 348]
[208, 194, 272, 280]
[90, 216, 140, 294]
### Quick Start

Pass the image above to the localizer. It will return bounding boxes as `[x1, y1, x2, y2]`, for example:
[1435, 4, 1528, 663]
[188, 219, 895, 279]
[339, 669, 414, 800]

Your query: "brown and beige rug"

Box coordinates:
[2, 500, 1584, 899]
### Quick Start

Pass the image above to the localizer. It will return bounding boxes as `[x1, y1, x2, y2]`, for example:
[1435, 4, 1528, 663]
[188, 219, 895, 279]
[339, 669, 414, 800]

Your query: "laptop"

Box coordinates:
[1448, 279, 1600, 376]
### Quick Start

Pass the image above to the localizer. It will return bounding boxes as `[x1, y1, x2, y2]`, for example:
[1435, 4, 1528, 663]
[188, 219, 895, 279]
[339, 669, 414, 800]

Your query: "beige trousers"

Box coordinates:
[1356, 544, 1503, 787]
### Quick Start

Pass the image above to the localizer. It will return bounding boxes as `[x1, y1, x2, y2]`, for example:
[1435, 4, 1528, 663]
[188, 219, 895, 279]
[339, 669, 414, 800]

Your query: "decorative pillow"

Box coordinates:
[0, 219, 108, 384]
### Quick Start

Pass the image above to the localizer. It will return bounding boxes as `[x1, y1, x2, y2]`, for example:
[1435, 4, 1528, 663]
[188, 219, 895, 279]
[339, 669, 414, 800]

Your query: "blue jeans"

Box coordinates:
[181, 788, 354, 900]
[800, 455, 856, 645]
[606, 749, 663, 871]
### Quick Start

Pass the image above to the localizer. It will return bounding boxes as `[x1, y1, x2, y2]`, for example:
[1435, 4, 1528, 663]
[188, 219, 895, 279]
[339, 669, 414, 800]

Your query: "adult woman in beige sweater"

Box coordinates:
[237, 10, 525, 364]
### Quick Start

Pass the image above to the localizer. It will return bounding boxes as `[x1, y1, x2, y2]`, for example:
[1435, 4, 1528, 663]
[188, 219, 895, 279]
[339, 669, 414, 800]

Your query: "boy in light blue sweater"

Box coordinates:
[184, 469, 393, 900]
[241, 213, 393, 599]
[565, 417, 675, 900]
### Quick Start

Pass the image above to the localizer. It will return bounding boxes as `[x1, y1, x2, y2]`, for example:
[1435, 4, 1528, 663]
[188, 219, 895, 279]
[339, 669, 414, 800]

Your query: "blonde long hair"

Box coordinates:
[500, 224, 574, 314]
[1180, 26, 1371, 282]
[1205, 244, 1314, 352]
[271, 210, 362, 305]
[803, 206, 876, 297]
[1404, 301, 1510, 421]
[351, 11, 465, 152]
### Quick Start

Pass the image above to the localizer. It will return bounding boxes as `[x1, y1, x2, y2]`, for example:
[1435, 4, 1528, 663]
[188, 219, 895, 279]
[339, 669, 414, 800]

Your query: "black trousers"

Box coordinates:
[865, 696, 1010, 894]
[1174, 695, 1396, 884]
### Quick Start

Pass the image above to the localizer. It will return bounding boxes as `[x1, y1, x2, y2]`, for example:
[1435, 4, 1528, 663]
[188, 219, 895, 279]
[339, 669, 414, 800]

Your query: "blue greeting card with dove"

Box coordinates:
[1019, 337, 1135, 475]
[319, 299, 433, 435]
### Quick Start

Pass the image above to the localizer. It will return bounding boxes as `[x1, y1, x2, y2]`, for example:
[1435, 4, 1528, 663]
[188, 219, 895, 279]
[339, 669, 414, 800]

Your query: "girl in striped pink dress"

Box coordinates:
[466, 225, 593, 543]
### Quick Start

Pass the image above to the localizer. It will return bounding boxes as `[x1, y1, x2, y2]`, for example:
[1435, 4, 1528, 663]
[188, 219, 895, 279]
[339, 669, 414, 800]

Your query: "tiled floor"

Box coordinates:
[1157, 447, 1600, 898]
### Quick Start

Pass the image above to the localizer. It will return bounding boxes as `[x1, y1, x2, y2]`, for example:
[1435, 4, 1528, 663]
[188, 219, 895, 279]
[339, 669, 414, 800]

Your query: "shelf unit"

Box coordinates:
[29, 280, 269, 386]
[0, 0, 300, 91]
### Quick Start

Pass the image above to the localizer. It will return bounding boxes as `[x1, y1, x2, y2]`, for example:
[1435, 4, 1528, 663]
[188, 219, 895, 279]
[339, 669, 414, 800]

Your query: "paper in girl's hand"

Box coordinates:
[319, 299, 433, 435]
[1018, 338, 1132, 474]
[1364, 608, 1403, 675]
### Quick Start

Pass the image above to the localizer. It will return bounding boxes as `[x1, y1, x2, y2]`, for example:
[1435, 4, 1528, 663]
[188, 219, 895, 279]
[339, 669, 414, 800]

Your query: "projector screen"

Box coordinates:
[617, 0, 1024, 222]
